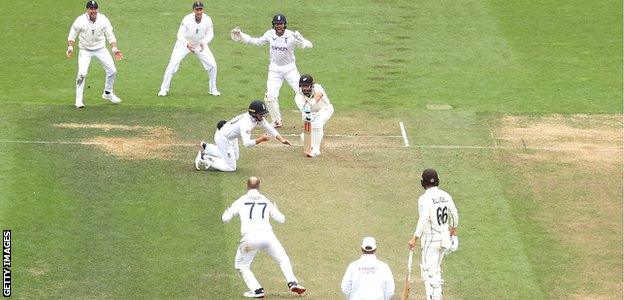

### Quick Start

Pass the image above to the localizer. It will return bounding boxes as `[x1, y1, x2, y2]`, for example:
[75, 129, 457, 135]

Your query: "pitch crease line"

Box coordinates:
[399, 121, 409, 147]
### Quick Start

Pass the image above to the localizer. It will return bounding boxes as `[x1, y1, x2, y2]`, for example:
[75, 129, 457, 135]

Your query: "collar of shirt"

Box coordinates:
[246, 189, 261, 197]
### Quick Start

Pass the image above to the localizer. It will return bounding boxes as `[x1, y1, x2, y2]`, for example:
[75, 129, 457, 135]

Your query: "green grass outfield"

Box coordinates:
[0, 0, 622, 299]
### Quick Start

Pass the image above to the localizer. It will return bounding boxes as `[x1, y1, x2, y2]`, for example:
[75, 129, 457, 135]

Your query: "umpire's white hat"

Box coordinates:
[361, 236, 377, 251]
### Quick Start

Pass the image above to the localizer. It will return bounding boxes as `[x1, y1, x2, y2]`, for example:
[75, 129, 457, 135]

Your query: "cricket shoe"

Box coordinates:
[157, 90, 167, 96]
[102, 92, 121, 104]
[243, 288, 265, 298]
[306, 151, 320, 158]
[194, 150, 204, 171]
[288, 281, 306, 295]
[271, 121, 283, 128]
[200, 141, 207, 150]
[75, 101, 85, 109]
[209, 88, 221, 96]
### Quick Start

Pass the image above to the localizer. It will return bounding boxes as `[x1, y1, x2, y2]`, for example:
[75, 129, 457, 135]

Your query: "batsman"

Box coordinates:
[294, 74, 334, 157]
[407, 169, 459, 300]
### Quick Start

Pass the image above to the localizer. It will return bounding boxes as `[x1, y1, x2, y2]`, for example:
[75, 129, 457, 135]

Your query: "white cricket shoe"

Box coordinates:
[194, 150, 203, 171]
[102, 92, 121, 104]
[75, 101, 85, 109]
[307, 151, 320, 158]
[288, 282, 306, 295]
[157, 90, 167, 96]
[243, 288, 265, 298]
[209, 88, 221, 96]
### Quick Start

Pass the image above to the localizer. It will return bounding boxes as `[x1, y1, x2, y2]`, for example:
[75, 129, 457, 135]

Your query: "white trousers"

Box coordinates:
[76, 47, 117, 104]
[265, 65, 300, 124]
[310, 106, 334, 154]
[420, 234, 451, 300]
[234, 230, 298, 291]
[160, 42, 218, 93]
[204, 133, 237, 172]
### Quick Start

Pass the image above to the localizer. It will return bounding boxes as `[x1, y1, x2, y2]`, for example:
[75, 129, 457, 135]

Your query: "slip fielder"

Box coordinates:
[66, 0, 123, 109]
[158, 2, 220, 97]
[230, 14, 313, 128]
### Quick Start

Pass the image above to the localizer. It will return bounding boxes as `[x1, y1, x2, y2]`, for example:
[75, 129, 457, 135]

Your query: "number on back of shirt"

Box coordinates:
[244, 202, 267, 219]
[437, 206, 448, 225]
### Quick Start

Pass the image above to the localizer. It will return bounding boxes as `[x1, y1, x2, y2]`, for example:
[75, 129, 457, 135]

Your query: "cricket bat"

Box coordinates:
[303, 119, 311, 155]
[402, 249, 414, 300]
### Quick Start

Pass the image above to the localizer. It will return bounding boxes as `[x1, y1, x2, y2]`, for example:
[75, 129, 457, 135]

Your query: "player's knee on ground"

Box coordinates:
[76, 74, 86, 85]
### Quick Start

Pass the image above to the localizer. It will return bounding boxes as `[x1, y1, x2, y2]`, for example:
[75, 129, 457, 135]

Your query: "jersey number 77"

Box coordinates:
[245, 202, 267, 219]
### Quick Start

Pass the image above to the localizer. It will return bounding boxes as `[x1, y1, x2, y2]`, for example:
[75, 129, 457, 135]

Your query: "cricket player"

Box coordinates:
[158, 2, 220, 97]
[222, 177, 306, 298]
[341, 236, 395, 300]
[408, 169, 459, 300]
[66, 0, 123, 109]
[194, 100, 291, 172]
[295, 74, 334, 157]
[230, 14, 313, 128]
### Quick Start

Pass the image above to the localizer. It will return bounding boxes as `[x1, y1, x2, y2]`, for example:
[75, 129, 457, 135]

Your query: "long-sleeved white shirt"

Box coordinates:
[341, 254, 395, 300]
[240, 29, 312, 70]
[222, 189, 285, 235]
[294, 83, 334, 115]
[217, 112, 278, 148]
[67, 13, 116, 50]
[414, 186, 459, 238]
[176, 13, 214, 46]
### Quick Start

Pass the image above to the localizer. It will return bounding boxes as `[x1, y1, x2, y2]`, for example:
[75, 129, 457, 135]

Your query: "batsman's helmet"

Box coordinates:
[421, 169, 439, 187]
[248, 100, 268, 116]
[299, 74, 314, 87]
[272, 14, 287, 27]
[86, 0, 98, 8]
[216, 120, 227, 130]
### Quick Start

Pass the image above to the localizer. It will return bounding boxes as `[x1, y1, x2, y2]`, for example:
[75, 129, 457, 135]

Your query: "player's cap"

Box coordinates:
[192, 2, 204, 9]
[421, 169, 439, 186]
[361, 236, 377, 251]
[86, 0, 98, 9]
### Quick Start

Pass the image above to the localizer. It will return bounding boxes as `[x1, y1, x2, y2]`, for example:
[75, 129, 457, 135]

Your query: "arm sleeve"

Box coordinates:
[384, 265, 395, 300]
[259, 119, 278, 138]
[241, 128, 256, 148]
[340, 264, 353, 296]
[104, 18, 117, 44]
[68, 19, 79, 42]
[222, 200, 239, 222]
[448, 196, 459, 228]
[269, 201, 285, 223]
[241, 31, 269, 46]
[204, 17, 214, 44]
[414, 197, 428, 238]
[295, 31, 313, 49]
[176, 21, 188, 44]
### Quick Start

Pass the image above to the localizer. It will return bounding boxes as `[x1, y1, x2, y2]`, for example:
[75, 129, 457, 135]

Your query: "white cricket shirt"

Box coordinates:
[241, 29, 312, 70]
[294, 83, 334, 114]
[414, 186, 459, 238]
[222, 189, 285, 235]
[341, 254, 395, 300]
[68, 13, 116, 50]
[176, 13, 214, 46]
[217, 113, 278, 148]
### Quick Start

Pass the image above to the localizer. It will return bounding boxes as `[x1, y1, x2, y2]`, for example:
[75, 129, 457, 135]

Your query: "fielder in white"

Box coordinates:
[341, 236, 395, 300]
[222, 177, 306, 298]
[230, 14, 313, 128]
[158, 2, 220, 97]
[295, 74, 334, 157]
[408, 169, 459, 300]
[66, 0, 123, 109]
[195, 100, 291, 172]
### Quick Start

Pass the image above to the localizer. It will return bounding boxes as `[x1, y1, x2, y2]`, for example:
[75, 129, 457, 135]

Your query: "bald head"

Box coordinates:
[247, 176, 260, 190]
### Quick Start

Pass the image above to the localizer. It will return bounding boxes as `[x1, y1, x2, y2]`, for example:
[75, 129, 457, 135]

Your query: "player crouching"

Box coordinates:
[295, 74, 334, 157]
